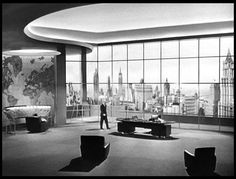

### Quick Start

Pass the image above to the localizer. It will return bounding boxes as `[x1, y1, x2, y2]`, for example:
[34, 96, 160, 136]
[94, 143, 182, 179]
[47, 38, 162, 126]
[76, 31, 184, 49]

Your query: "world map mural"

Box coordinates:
[2, 55, 55, 124]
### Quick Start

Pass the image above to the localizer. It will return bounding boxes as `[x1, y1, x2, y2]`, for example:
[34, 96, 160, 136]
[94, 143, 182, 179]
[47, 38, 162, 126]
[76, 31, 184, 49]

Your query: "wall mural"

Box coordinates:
[2, 55, 55, 124]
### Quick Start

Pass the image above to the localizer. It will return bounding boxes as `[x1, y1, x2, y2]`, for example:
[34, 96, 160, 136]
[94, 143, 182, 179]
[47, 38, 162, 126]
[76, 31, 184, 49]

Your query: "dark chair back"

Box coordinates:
[81, 135, 105, 147]
[26, 117, 48, 132]
[184, 150, 195, 168]
[195, 147, 216, 172]
[184, 147, 217, 176]
[195, 147, 215, 158]
[80, 135, 110, 161]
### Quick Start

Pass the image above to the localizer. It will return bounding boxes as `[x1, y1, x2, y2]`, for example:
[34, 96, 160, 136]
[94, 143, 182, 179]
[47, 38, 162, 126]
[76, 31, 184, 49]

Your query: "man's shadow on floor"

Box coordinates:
[59, 156, 105, 172]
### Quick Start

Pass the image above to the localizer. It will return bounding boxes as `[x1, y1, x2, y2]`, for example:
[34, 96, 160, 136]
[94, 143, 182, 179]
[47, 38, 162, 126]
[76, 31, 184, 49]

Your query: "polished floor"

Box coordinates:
[2, 117, 234, 176]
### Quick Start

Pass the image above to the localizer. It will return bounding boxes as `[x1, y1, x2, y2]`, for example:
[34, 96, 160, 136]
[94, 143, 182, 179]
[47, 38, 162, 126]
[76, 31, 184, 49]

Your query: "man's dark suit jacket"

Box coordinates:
[100, 104, 107, 116]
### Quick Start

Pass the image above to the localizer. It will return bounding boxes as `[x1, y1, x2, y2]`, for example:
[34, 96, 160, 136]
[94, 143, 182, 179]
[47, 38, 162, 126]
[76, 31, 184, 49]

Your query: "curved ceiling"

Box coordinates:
[2, 3, 93, 51]
[26, 3, 234, 33]
[24, 3, 234, 48]
[3, 3, 234, 52]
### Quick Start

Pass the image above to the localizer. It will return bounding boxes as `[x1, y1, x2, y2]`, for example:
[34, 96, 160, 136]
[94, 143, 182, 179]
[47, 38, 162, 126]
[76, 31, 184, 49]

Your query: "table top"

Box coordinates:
[3, 105, 51, 119]
[116, 118, 175, 124]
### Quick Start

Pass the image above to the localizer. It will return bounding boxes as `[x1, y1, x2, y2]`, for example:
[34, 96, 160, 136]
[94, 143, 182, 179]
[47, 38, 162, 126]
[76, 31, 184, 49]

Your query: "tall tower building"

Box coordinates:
[209, 83, 220, 117]
[154, 85, 160, 98]
[164, 78, 170, 106]
[93, 68, 99, 104]
[219, 49, 234, 117]
[134, 84, 153, 110]
[118, 68, 123, 99]
[164, 78, 170, 96]
[183, 96, 198, 115]
[107, 76, 112, 98]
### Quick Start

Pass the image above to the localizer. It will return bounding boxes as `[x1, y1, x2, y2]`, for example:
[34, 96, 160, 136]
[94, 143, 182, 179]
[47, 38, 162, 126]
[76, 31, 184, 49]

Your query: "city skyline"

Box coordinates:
[66, 49, 234, 117]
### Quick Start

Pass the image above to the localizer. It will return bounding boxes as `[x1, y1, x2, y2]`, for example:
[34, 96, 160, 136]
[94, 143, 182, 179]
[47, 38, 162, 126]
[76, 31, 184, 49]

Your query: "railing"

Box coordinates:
[66, 104, 234, 132]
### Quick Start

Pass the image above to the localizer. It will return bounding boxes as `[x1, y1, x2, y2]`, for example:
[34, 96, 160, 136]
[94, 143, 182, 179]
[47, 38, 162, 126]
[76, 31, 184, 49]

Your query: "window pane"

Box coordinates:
[161, 82, 179, 110]
[128, 43, 143, 60]
[87, 62, 97, 83]
[113, 61, 127, 83]
[180, 84, 199, 115]
[87, 46, 97, 61]
[180, 58, 198, 83]
[98, 62, 111, 83]
[66, 45, 82, 61]
[162, 59, 178, 83]
[111, 83, 129, 104]
[113, 44, 127, 60]
[99, 83, 109, 101]
[143, 84, 161, 113]
[220, 56, 234, 82]
[200, 38, 219, 57]
[87, 84, 94, 101]
[66, 62, 81, 83]
[66, 83, 81, 106]
[112, 84, 128, 118]
[199, 84, 221, 117]
[144, 41, 160, 59]
[98, 45, 111, 61]
[221, 36, 234, 57]
[102, 81, 113, 103]
[180, 39, 198, 58]
[180, 84, 198, 97]
[219, 56, 234, 118]
[129, 83, 146, 112]
[162, 40, 178, 58]
[144, 59, 160, 83]
[200, 58, 219, 83]
[128, 61, 143, 83]
[87, 84, 100, 114]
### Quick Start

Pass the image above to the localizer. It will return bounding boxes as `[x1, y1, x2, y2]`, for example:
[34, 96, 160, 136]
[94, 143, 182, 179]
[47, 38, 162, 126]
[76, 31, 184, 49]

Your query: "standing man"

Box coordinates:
[100, 100, 110, 129]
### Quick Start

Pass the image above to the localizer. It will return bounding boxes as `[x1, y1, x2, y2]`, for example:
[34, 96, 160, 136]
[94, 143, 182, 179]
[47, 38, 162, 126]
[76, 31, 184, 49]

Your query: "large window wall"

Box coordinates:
[66, 35, 234, 131]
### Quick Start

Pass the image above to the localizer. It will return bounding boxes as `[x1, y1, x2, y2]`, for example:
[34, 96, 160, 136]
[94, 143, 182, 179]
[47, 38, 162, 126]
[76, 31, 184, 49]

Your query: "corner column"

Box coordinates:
[54, 44, 66, 126]
[81, 46, 87, 104]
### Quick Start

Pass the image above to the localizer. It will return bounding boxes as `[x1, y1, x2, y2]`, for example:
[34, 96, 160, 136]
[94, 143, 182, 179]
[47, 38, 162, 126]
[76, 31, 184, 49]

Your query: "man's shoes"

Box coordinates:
[100, 128, 104, 130]
[107, 127, 110, 129]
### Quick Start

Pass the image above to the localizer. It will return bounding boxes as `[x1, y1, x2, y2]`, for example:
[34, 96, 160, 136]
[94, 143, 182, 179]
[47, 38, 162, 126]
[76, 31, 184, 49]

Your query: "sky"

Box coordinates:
[66, 36, 234, 92]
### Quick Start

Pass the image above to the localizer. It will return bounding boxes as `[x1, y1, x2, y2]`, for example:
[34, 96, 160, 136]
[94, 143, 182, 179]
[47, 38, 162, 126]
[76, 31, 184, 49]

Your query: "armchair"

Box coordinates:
[25, 115, 49, 133]
[80, 135, 110, 161]
[184, 147, 217, 176]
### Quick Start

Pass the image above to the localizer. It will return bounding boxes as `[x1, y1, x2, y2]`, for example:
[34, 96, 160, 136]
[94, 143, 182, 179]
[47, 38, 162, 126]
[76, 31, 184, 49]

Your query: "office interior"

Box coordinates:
[2, 3, 234, 176]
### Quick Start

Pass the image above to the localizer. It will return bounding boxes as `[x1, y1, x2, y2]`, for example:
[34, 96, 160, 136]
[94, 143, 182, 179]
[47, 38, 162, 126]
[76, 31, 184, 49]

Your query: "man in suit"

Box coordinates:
[100, 101, 110, 129]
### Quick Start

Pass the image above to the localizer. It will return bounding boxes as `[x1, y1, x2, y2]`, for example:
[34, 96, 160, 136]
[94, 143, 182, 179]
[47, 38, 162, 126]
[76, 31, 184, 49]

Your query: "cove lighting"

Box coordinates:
[2, 49, 61, 56]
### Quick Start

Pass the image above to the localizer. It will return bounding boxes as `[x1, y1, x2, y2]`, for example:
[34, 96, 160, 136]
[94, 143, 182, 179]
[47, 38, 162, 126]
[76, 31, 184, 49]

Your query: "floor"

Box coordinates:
[2, 117, 234, 176]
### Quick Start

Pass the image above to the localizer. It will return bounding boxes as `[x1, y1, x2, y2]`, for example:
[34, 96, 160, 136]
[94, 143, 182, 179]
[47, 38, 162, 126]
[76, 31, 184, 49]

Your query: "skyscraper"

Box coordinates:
[209, 83, 220, 117]
[164, 78, 170, 106]
[219, 49, 234, 117]
[107, 75, 112, 98]
[154, 85, 160, 99]
[134, 84, 153, 111]
[125, 83, 134, 102]
[183, 95, 198, 115]
[164, 78, 170, 96]
[118, 68, 124, 100]
[93, 68, 99, 104]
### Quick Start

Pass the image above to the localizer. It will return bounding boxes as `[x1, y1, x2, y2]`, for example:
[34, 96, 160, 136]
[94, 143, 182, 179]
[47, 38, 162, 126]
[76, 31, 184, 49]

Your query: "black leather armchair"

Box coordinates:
[184, 147, 217, 176]
[26, 116, 49, 133]
[80, 135, 110, 161]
